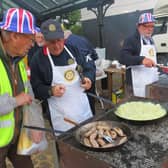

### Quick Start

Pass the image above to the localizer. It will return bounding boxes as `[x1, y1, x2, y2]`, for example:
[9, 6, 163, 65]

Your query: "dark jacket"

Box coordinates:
[65, 34, 98, 61]
[119, 29, 145, 86]
[30, 44, 96, 114]
[30, 43, 96, 99]
[27, 42, 41, 66]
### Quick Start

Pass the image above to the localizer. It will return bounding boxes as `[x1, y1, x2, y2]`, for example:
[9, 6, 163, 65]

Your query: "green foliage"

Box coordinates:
[71, 24, 84, 35]
[62, 10, 83, 35]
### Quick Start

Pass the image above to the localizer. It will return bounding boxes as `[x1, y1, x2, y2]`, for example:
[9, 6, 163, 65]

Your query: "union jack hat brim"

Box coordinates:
[0, 8, 40, 34]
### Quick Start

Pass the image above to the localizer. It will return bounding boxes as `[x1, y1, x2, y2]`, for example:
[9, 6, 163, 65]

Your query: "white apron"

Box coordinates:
[131, 37, 158, 97]
[47, 46, 92, 134]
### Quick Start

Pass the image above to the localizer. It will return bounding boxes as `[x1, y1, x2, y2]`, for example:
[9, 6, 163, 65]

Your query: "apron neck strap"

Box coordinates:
[64, 45, 75, 59]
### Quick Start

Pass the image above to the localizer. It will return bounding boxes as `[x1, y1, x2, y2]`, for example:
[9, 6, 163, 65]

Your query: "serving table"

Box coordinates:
[104, 67, 125, 101]
[56, 98, 168, 168]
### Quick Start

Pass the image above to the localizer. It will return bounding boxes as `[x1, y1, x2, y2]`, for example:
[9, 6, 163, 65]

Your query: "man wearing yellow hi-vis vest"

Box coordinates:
[0, 8, 43, 168]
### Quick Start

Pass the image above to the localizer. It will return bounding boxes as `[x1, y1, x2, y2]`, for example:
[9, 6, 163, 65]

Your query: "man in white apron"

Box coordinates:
[46, 45, 93, 132]
[30, 19, 95, 134]
[119, 12, 158, 97]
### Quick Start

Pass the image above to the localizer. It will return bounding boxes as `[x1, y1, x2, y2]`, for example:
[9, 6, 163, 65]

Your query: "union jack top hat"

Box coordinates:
[138, 12, 155, 25]
[0, 8, 39, 34]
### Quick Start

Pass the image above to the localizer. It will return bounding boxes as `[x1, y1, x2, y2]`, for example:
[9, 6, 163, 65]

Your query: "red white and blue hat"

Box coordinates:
[0, 8, 40, 34]
[138, 12, 155, 25]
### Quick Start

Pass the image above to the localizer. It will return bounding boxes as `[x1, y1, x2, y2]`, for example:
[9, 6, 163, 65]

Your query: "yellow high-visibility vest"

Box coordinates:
[0, 59, 28, 147]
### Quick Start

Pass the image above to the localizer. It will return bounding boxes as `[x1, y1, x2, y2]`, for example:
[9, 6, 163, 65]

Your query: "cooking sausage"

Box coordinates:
[110, 130, 117, 139]
[97, 128, 104, 138]
[104, 130, 112, 138]
[118, 136, 127, 145]
[89, 131, 99, 148]
[103, 143, 115, 148]
[96, 125, 111, 131]
[84, 127, 96, 137]
[83, 137, 92, 147]
[113, 127, 125, 137]
[97, 138, 106, 147]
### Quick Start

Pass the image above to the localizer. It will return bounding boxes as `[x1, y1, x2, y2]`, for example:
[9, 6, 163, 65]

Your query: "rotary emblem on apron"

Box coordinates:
[64, 70, 75, 81]
[148, 48, 154, 57]
[68, 58, 75, 65]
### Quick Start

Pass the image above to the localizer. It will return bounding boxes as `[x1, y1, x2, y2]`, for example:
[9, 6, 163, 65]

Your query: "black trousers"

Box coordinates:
[0, 138, 33, 168]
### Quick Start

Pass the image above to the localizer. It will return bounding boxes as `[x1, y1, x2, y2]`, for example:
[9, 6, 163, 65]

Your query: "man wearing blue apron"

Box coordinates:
[30, 19, 95, 133]
[119, 12, 158, 97]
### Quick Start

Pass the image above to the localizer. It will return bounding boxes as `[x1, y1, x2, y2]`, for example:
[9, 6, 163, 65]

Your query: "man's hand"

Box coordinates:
[81, 77, 92, 90]
[51, 84, 66, 97]
[142, 58, 155, 67]
[15, 92, 33, 106]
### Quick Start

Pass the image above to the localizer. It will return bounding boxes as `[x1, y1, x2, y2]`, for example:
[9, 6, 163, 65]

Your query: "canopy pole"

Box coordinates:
[0, 0, 4, 20]
[88, 0, 114, 48]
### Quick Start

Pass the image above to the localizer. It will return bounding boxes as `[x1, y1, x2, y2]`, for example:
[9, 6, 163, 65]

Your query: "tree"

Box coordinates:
[62, 10, 83, 35]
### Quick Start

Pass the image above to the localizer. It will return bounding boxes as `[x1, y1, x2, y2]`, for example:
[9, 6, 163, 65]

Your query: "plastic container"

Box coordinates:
[112, 89, 124, 104]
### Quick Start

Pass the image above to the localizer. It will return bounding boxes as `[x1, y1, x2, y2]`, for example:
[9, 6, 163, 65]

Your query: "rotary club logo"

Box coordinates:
[68, 58, 74, 65]
[149, 48, 154, 57]
[49, 24, 56, 32]
[64, 70, 75, 81]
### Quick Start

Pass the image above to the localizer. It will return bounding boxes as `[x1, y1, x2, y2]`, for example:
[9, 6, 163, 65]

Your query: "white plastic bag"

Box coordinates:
[17, 127, 48, 155]
[17, 100, 48, 155]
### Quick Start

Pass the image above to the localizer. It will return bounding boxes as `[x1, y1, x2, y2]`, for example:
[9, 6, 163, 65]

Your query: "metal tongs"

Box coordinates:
[97, 131, 114, 143]
[76, 65, 114, 107]
[156, 64, 168, 75]
[103, 135, 114, 143]
[76, 65, 85, 83]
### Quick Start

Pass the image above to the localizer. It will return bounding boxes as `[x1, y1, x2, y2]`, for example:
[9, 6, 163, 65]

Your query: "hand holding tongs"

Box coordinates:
[156, 64, 168, 75]
[76, 65, 85, 84]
